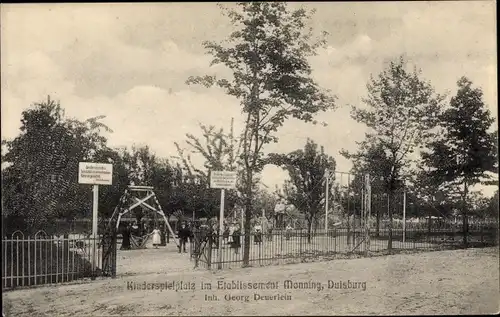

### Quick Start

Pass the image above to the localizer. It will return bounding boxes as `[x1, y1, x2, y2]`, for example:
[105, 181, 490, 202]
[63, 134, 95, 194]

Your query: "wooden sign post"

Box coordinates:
[210, 171, 237, 270]
[78, 162, 113, 279]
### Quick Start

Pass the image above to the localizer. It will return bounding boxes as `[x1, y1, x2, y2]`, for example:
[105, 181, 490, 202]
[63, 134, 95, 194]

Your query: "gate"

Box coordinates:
[100, 227, 117, 277]
[326, 171, 371, 256]
[191, 226, 214, 269]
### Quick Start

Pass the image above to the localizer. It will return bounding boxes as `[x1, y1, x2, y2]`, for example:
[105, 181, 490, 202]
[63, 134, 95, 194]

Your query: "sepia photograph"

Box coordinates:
[1, 1, 498, 316]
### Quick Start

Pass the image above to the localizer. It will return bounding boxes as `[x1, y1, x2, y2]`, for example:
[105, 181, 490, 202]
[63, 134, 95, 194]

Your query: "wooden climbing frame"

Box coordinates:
[108, 185, 179, 248]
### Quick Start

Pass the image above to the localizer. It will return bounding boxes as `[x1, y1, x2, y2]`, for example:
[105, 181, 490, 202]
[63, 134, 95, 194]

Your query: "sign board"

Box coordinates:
[78, 162, 113, 185]
[210, 171, 237, 189]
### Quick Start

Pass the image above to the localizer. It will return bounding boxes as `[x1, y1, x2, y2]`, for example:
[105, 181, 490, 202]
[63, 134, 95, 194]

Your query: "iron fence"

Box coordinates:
[2, 231, 113, 291]
[191, 224, 498, 270]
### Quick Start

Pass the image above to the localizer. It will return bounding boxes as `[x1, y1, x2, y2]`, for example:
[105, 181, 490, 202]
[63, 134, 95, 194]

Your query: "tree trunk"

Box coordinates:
[462, 181, 469, 248]
[242, 173, 253, 267]
[346, 213, 351, 248]
[427, 197, 433, 240]
[376, 195, 380, 237]
[243, 196, 252, 266]
[387, 190, 394, 251]
[307, 217, 313, 243]
[313, 216, 317, 236]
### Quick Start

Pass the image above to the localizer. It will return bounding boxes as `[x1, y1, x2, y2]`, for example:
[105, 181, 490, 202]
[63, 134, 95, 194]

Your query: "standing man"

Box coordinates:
[231, 223, 241, 255]
[177, 222, 190, 253]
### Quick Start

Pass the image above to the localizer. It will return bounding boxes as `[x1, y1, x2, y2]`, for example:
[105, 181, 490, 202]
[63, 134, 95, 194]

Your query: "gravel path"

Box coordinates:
[3, 247, 498, 316]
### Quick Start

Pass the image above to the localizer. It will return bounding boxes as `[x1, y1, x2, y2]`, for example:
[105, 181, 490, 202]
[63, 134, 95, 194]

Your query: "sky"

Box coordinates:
[1, 2, 497, 196]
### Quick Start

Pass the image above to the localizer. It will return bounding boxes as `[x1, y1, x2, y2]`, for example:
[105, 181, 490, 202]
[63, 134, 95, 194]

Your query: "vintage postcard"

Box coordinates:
[1, 2, 498, 316]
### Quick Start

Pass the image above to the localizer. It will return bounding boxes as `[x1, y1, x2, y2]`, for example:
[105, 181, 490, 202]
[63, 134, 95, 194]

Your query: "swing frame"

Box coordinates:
[109, 185, 179, 248]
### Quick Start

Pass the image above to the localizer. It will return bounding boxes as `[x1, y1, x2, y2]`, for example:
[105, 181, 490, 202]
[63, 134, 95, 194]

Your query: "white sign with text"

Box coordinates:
[78, 162, 113, 185]
[210, 171, 237, 189]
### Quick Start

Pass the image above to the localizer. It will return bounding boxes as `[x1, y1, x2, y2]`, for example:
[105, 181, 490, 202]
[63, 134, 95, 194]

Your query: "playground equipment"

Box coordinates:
[108, 185, 179, 249]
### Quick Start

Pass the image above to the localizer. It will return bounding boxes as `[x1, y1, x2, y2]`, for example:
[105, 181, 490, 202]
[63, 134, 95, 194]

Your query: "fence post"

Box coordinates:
[22, 236, 25, 287]
[299, 229, 302, 256]
[258, 242, 262, 267]
[480, 224, 484, 246]
[280, 230, 283, 261]
[27, 236, 31, 287]
[207, 235, 212, 270]
[193, 232, 200, 268]
[34, 234, 38, 286]
[16, 236, 20, 288]
[10, 238, 14, 289]
[112, 231, 117, 278]
[365, 174, 371, 256]
[3, 239, 7, 289]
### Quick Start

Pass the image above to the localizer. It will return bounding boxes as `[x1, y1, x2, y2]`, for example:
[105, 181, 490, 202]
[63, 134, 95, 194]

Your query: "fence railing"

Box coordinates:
[2, 232, 107, 291]
[190, 225, 498, 270]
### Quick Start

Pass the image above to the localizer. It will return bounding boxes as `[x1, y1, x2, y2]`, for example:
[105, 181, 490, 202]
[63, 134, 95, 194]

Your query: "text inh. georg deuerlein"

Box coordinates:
[126, 279, 367, 302]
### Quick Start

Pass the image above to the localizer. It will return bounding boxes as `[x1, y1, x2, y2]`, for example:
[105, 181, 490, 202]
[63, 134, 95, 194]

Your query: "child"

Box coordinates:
[267, 225, 273, 241]
[212, 224, 219, 249]
[285, 224, 293, 240]
[151, 227, 161, 249]
[254, 223, 262, 244]
[223, 224, 230, 245]
[228, 223, 235, 244]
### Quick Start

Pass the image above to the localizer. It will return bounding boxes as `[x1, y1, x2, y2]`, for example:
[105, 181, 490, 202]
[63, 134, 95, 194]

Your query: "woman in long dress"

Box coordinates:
[222, 224, 230, 245]
[121, 223, 132, 250]
[231, 224, 241, 254]
[152, 227, 161, 249]
[228, 223, 235, 244]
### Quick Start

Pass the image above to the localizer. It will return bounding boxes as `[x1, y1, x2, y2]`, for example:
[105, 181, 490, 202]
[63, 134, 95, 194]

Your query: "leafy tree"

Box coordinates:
[186, 2, 335, 265]
[269, 139, 336, 242]
[120, 145, 159, 187]
[168, 167, 221, 221]
[467, 191, 490, 220]
[2, 97, 113, 234]
[118, 145, 184, 225]
[342, 57, 445, 250]
[92, 147, 130, 231]
[485, 190, 499, 220]
[252, 188, 278, 221]
[347, 143, 394, 236]
[421, 77, 497, 246]
[174, 118, 241, 217]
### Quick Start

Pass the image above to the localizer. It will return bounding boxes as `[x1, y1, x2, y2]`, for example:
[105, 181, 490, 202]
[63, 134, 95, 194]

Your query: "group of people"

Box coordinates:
[119, 220, 195, 253]
[118, 217, 296, 253]
[189, 221, 243, 254]
[253, 221, 294, 241]
[120, 221, 165, 250]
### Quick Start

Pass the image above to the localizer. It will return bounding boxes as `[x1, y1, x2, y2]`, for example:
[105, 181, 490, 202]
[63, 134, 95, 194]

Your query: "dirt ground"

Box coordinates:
[3, 246, 499, 316]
